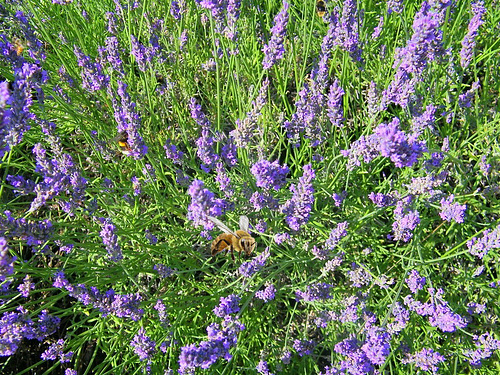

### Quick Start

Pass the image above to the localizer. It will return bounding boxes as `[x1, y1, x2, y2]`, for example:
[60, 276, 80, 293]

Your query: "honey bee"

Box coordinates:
[208, 215, 256, 259]
[13, 38, 26, 55]
[316, 0, 327, 18]
[113, 131, 133, 156]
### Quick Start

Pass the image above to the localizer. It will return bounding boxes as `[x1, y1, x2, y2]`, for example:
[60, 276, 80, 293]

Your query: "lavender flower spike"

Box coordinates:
[262, 1, 290, 70]
[460, 1, 486, 69]
[281, 164, 315, 231]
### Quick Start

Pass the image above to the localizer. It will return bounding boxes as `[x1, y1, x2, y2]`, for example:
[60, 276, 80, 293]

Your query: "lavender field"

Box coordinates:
[1, 0, 500, 373]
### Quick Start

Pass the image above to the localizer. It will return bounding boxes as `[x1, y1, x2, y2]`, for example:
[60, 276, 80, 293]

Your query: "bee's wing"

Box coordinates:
[112, 131, 127, 143]
[239, 215, 250, 233]
[208, 216, 238, 236]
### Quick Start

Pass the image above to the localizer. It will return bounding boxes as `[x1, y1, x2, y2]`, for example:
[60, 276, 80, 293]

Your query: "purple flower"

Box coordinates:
[347, 263, 372, 288]
[74, 47, 109, 92]
[405, 270, 426, 293]
[215, 162, 234, 197]
[387, 0, 403, 14]
[0, 307, 61, 356]
[273, 232, 290, 244]
[170, 1, 182, 20]
[312, 222, 348, 260]
[163, 139, 184, 164]
[0, 238, 15, 282]
[109, 81, 148, 159]
[332, 191, 347, 207]
[213, 294, 240, 318]
[41, 339, 73, 363]
[375, 117, 426, 168]
[221, 136, 238, 166]
[479, 155, 491, 176]
[296, 283, 333, 302]
[439, 194, 466, 223]
[361, 326, 391, 365]
[459, 80, 480, 108]
[104, 36, 124, 75]
[463, 332, 500, 367]
[293, 339, 316, 357]
[131, 328, 157, 361]
[255, 284, 276, 302]
[230, 78, 269, 148]
[327, 79, 345, 128]
[402, 348, 445, 373]
[24, 121, 88, 215]
[2, 62, 44, 154]
[281, 164, 315, 231]
[256, 360, 273, 375]
[145, 229, 158, 245]
[371, 16, 384, 39]
[18, 275, 34, 297]
[405, 288, 467, 332]
[238, 247, 270, 278]
[224, 0, 242, 42]
[368, 192, 396, 207]
[60, 283, 144, 321]
[130, 35, 153, 72]
[0, 211, 53, 252]
[382, 2, 447, 108]
[333, 0, 362, 61]
[467, 225, 500, 259]
[460, 1, 486, 69]
[190, 98, 219, 171]
[342, 118, 426, 169]
[187, 180, 229, 232]
[131, 176, 141, 196]
[262, 1, 289, 69]
[411, 104, 437, 135]
[387, 302, 410, 334]
[178, 316, 245, 374]
[251, 160, 289, 190]
[391, 197, 420, 242]
[154, 264, 175, 278]
[250, 191, 279, 211]
[99, 218, 122, 262]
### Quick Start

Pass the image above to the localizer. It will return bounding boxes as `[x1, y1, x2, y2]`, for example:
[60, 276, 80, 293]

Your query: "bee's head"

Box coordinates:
[240, 237, 256, 256]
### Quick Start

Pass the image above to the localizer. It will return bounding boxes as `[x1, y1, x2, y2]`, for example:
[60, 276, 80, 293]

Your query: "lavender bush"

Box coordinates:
[0, 0, 499, 374]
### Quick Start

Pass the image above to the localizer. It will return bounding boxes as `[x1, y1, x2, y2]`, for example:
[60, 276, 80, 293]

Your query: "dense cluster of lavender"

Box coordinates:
[0, 0, 498, 374]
